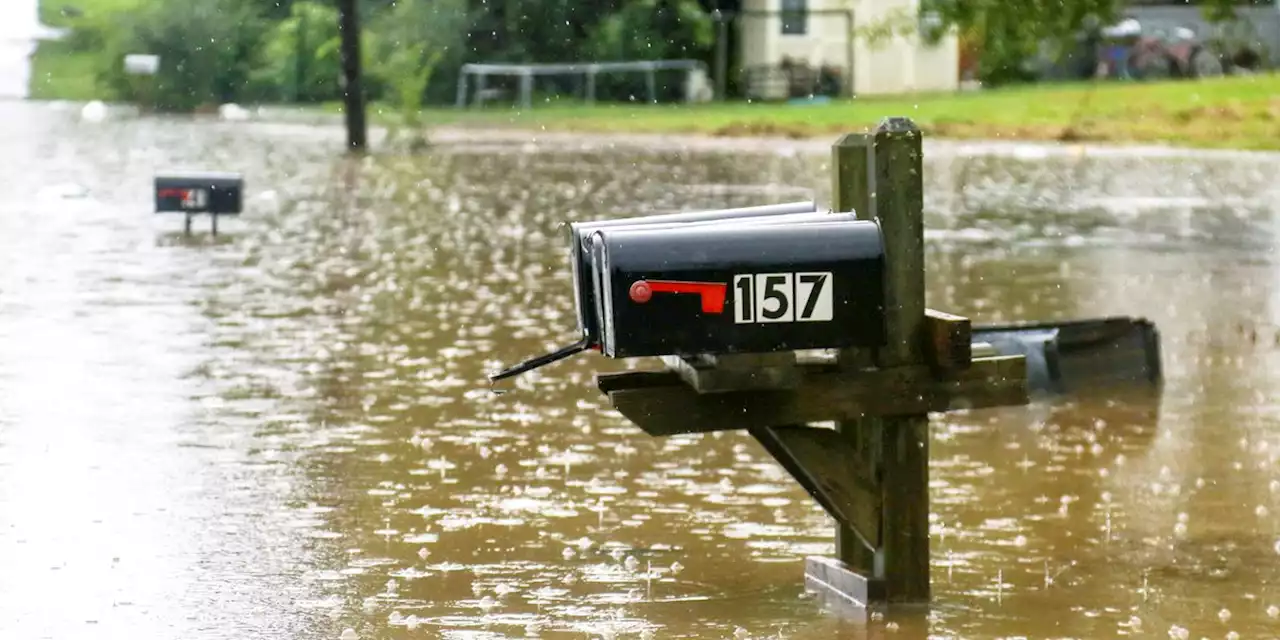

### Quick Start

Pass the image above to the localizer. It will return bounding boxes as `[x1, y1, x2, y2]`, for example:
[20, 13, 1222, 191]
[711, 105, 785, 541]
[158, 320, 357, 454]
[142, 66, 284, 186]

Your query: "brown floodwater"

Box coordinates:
[1, 101, 1279, 639]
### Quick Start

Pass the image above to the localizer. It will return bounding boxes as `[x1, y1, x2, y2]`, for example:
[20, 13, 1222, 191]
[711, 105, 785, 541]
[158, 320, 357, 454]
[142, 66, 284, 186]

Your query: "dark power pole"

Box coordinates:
[336, 0, 367, 152]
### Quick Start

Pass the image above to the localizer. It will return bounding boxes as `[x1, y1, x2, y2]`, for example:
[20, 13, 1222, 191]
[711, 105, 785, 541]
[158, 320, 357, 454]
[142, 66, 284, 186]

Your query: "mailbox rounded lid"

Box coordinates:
[590, 218, 884, 270]
[567, 201, 816, 249]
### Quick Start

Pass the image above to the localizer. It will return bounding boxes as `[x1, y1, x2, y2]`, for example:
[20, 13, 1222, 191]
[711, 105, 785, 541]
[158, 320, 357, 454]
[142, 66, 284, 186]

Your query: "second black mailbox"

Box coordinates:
[155, 172, 244, 215]
[587, 219, 887, 358]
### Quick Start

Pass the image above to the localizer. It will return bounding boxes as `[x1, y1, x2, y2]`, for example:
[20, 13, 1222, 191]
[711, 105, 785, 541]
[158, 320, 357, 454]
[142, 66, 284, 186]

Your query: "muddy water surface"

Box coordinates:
[1, 102, 1279, 639]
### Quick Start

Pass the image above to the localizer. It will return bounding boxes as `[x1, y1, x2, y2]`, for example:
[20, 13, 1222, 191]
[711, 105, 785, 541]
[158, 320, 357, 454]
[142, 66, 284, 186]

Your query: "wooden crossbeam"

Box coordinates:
[597, 355, 1027, 437]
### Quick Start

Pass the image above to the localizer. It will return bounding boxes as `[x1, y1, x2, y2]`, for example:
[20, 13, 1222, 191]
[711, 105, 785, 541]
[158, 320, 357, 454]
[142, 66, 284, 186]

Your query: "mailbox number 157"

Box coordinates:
[733, 272, 834, 324]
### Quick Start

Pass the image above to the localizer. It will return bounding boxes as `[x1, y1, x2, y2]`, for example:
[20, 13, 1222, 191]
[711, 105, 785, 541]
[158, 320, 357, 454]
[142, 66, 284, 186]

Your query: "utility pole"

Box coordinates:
[336, 0, 367, 152]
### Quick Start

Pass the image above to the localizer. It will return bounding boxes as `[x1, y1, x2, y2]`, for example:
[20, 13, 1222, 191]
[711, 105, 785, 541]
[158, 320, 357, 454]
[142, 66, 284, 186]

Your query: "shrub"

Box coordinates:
[250, 1, 382, 104]
[97, 0, 270, 112]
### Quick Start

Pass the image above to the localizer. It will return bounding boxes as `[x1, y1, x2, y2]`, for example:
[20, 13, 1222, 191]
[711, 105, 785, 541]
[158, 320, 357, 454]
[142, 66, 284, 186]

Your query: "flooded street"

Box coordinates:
[1, 100, 1279, 639]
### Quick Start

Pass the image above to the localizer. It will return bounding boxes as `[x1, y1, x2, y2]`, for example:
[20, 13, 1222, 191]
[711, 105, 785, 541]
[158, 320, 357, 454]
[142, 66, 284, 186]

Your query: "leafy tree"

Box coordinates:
[369, 0, 471, 147]
[913, 0, 1256, 85]
[589, 0, 713, 61]
[251, 1, 379, 103]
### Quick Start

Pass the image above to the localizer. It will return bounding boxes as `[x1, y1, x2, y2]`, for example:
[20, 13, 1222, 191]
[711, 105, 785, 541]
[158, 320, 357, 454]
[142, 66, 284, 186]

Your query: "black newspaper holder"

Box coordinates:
[491, 202, 887, 381]
[154, 172, 243, 235]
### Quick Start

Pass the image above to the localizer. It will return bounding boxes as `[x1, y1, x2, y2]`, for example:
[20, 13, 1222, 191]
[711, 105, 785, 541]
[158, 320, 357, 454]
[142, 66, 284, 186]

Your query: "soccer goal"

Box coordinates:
[455, 60, 712, 109]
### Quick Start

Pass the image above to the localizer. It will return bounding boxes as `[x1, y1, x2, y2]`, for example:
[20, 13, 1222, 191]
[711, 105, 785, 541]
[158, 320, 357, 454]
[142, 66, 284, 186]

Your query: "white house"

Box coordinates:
[737, 0, 959, 98]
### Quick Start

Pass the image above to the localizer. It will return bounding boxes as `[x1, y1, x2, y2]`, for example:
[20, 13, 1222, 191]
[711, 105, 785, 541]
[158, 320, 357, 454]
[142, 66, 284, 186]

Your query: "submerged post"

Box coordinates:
[825, 118, 929, 602]
[336, 0, 367, 152]
[867, 118, 930, 602]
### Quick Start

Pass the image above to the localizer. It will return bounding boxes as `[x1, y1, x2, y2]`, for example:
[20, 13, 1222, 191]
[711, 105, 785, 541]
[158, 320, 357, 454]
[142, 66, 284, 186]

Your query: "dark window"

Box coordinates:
[781, 0, 807, 35]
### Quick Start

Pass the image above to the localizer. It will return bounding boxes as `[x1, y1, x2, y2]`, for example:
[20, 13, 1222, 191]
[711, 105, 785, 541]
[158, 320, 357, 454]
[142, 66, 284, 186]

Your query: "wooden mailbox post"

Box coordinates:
[594, 118, 1031, 605]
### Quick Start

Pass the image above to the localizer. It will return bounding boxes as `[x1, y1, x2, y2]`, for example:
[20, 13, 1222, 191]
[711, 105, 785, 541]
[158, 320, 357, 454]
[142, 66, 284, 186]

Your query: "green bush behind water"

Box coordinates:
[36, 0, 716, 114]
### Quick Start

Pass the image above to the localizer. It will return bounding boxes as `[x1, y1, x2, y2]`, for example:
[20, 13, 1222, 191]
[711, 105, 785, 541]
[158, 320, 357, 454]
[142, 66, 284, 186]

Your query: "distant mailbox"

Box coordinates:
[124, 54, 160, 76]
[588, 220, 886, 358]
[155, 172, 243, 215]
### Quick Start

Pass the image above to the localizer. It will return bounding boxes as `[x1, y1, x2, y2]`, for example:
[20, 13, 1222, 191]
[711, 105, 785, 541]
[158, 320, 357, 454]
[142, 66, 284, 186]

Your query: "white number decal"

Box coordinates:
[182, 188, 209, 210]
[733, 271, 833, 324]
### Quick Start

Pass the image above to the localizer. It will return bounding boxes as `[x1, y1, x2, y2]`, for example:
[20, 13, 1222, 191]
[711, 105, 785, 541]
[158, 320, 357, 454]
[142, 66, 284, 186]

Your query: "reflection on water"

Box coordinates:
[0, 101, 1279, 639]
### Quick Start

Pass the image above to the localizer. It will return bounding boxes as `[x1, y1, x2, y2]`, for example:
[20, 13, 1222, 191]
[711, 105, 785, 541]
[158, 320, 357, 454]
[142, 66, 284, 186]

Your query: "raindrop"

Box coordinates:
[479, 595, 498, 610]
[1174, 522, 1188, 538]
[733, 628, 749, 640]
[405, 615, 420, 631]
[562, 547, 576, 560]
[1177, 512, 1189, 524]
[340, 630, 358, 640]
[1225, 632, 1239, 640]
[640, 630, 655, 640]
[670, 561, 684, 574]
[1257, 505, 1270, 517]
[1218, 608, 1231, 623]
[624, 556, 640, 571]
[1267, 604, 1279, 618]
[418, 547, 430, 561]
[1274, 539, 1280, 555]
[388, 611, 404, 625]
[1014, 535, 1027, 547]
[886, 621, 900, 632]
[1167, 624, 1189, 640]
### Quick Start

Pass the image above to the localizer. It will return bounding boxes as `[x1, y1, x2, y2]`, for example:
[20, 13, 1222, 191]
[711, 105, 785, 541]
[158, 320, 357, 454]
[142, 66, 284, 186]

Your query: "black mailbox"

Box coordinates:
[488, 204, 886, 383]
[154, 172, 243, 215]
[586, 219, 886, 358]
[568, 201, 817, 344]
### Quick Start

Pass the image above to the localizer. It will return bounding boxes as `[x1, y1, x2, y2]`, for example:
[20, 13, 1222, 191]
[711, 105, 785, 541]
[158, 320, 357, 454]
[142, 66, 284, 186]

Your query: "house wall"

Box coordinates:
[738, 0, 960, 96]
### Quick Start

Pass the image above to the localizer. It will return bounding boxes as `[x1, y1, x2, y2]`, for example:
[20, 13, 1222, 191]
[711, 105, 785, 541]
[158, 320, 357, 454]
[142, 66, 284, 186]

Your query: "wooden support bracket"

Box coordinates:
[750, 424, 881, 550]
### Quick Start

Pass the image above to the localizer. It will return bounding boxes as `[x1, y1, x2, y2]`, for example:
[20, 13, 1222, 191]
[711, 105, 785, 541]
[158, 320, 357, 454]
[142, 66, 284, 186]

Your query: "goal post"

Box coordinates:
[455, 60, 712, 109]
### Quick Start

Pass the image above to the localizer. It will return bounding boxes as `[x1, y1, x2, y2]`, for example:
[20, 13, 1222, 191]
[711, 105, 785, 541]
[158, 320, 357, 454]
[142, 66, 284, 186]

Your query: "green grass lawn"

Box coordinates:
[390, 73, 1280, 150]
[30, 0, 145, 101]
[29, 39, 101, 101]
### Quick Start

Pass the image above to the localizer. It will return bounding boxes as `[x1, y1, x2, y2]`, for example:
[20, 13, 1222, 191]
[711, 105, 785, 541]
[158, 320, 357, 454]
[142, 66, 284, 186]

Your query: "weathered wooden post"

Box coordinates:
[490, 117, 1033, 611]
[825, 118, 931, 602]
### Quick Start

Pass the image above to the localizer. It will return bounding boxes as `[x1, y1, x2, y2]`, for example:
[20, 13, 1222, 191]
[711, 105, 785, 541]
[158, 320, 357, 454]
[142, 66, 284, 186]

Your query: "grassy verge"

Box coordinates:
[369, 73, 1280, 150]
[29, 39, 102, 101]
[30, 0, 142, 100]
